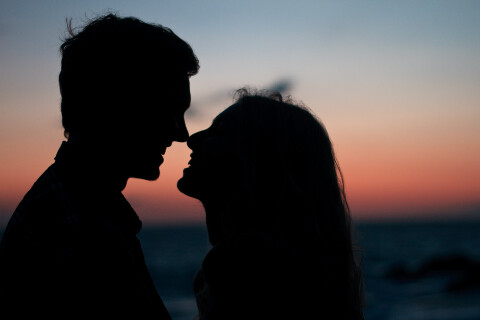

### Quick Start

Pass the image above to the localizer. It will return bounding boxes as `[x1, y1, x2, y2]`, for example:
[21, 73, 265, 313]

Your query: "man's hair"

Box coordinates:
[58, 13, 199, 137]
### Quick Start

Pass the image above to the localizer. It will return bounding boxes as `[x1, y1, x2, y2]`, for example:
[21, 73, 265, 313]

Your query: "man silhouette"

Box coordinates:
[0, 14, 199, 319]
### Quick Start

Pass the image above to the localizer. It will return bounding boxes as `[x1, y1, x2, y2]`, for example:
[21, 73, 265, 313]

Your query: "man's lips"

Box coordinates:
[188, 153, 195, 165]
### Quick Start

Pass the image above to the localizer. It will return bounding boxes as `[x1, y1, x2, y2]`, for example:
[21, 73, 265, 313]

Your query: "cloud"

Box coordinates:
[266, 78, 294, 93]
[187, 77, 295, 119]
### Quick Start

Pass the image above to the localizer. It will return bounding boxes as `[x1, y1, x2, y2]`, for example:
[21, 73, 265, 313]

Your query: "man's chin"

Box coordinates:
[132, 168, 160, 181]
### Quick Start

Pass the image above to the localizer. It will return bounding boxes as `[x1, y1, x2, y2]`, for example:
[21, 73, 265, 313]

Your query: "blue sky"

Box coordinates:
[1, 1, 479, 224]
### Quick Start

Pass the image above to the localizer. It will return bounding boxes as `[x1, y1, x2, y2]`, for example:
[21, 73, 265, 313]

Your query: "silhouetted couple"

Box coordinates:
[0, 14, 363, 320]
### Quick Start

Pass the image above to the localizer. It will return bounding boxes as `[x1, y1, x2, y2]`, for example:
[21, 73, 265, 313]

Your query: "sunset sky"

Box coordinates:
[1, 0, 479, 225]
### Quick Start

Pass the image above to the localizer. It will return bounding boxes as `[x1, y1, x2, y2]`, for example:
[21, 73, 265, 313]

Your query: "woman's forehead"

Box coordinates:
[213, 103, 240, 123]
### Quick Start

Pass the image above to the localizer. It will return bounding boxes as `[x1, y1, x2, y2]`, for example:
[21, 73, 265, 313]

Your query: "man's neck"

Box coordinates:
[58, 138, 129, 192]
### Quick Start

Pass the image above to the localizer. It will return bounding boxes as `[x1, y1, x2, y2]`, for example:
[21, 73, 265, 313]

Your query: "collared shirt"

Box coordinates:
[0, 142, 171, 319]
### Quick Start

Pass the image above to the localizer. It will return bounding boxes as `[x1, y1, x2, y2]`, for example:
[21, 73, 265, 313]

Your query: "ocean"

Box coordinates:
[2, 219, 480, 319]
[138, 220, 480, 320]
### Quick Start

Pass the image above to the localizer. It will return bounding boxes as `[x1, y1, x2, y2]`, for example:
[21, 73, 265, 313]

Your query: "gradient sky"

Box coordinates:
[1, 0, 479, 225]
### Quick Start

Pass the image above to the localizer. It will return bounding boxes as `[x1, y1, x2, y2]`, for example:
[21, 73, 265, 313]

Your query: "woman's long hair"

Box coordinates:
[219, 88, 364, 319]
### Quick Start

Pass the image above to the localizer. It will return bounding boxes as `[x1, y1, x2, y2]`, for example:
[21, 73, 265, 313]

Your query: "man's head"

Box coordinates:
[58, 13, 199, 181]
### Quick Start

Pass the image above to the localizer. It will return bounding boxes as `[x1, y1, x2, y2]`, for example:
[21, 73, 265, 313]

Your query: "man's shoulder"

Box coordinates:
[15, 164, 66, 211]
[4, 164, 76, 236]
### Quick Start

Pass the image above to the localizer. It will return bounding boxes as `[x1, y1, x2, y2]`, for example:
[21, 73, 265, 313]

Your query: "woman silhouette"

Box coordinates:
[178, 89, 364, 320]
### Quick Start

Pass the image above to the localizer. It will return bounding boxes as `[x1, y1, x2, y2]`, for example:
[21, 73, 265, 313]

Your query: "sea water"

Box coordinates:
[2, 219, 480, 320]
[139, 220, 480, 320]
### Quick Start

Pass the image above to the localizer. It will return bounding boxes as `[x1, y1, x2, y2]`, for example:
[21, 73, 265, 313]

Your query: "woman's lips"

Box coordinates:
[156, 155, 164, 165]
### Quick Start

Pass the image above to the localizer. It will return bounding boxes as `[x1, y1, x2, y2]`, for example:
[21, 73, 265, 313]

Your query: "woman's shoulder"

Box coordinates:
[205, 231, 284, 264]
[200, 231, 324, 318]
[202, 232, 286, 283]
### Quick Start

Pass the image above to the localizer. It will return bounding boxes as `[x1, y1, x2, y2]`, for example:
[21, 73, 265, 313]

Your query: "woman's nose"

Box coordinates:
[187, 130, 205, 149]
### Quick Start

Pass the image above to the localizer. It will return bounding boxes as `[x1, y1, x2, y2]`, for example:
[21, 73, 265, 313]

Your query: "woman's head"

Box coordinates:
[179, 89, 364, 318]
[178, 89, 349, 247]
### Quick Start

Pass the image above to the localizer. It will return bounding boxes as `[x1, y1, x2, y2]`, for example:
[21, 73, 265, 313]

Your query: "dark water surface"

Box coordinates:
[139, 220, 480, 320]
[2, 219, 480, 319]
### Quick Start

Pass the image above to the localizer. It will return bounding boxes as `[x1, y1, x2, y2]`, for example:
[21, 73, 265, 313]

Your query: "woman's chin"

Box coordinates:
[177, 172, 200, 199]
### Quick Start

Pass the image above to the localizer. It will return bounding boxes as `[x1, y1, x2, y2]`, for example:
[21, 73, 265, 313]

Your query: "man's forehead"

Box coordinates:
[168, 77, 191, 103]
[140, 70, 189, 86]
[156, 76, 191, 110]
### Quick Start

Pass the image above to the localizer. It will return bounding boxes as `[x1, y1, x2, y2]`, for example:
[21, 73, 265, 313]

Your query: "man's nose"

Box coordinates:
[173, 119, 189, 142]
